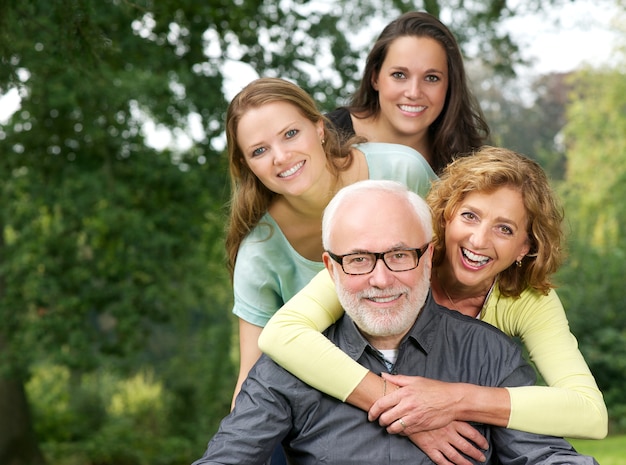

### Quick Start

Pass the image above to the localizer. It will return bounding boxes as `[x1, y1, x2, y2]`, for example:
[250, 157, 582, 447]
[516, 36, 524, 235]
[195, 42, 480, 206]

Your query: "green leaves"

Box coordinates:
[1, 0, 623, 461]
[557, 63, 626, 431]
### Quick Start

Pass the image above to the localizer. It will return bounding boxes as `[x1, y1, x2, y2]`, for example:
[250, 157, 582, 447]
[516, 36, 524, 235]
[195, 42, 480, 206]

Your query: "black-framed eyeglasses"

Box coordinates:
[326, 243, 430, 275]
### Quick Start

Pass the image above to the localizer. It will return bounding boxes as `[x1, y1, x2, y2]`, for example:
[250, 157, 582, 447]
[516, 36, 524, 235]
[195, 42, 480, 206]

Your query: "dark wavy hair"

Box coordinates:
[349, 11, 489, 174]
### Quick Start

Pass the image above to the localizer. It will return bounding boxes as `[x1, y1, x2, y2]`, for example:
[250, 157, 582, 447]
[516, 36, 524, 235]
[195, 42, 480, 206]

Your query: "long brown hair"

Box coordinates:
[427, 146, 565, 296]
[224, 77, 353, 276]
[349, 11, 489, 174]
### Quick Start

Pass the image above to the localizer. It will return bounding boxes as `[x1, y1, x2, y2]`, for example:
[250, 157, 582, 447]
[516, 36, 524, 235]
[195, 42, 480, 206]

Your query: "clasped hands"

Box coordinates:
[369, 373, 488, 465]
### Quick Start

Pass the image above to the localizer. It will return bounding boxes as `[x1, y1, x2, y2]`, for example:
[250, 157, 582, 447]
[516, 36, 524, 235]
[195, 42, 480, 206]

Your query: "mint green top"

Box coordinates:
[232, 142, 436, 327]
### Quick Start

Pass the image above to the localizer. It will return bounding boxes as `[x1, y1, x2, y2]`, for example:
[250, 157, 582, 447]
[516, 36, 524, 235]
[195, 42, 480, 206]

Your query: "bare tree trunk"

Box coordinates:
[0, 218, 46, 465]
[0, 339, 47, 465]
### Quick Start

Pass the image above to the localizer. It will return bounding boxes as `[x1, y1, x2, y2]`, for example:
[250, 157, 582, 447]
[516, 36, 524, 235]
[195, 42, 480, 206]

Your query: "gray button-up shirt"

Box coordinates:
[193, 293, 598, 465]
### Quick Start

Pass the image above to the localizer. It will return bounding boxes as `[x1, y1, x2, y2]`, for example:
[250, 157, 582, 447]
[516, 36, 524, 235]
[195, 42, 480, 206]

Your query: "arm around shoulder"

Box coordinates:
[258, 268, 369, 401]
[499, 289, 608, 438]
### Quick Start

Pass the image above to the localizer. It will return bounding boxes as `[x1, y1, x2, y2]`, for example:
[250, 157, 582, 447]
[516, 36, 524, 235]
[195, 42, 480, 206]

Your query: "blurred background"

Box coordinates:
[0, 1, 624, 464]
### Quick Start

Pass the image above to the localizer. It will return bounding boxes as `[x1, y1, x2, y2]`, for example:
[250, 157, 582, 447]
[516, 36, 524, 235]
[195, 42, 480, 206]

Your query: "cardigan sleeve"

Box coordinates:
[260, 274, 609, 439]
[258, 269, 368, 401]
[488, 289, 608, 439]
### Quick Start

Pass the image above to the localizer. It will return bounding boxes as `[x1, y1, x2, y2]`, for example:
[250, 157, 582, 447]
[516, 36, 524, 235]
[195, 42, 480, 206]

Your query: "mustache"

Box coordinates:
[357, 286, 411, 299]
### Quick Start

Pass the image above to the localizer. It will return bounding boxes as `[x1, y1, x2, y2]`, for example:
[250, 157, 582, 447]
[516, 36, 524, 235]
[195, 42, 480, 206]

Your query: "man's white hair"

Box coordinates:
[322, 180, 433, 250]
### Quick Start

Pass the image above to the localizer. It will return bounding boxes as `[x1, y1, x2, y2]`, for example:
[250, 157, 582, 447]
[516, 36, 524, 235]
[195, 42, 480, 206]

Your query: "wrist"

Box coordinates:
[454, 384, 510, 426]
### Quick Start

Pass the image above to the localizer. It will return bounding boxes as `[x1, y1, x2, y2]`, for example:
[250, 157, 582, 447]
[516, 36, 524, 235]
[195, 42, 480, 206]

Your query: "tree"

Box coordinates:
[0, 2, 234, 463]
[0, 0, 616, 463]
[471, 65, 572, 179]
[557, 61, 626, 431]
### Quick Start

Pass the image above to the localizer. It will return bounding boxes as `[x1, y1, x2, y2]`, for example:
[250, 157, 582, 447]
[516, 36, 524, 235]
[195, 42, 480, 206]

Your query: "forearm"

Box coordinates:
[507, 385, 608, 439]
[452, 384, 510, 427]
[232, 319, 264, 410]
[503, 289, 608, 438]
[370, 376, 510, 433]
[346, 371, 397, 411]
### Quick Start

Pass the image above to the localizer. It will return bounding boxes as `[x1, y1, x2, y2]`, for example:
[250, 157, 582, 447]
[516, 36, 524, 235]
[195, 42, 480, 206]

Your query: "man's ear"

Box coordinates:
[424, 243, 434, 274]
[322, 252, 335, 276]
[417, 243, 433, 281]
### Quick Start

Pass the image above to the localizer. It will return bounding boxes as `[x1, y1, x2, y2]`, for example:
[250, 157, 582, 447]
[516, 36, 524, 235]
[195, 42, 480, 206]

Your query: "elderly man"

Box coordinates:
[193, 180, 597, 465]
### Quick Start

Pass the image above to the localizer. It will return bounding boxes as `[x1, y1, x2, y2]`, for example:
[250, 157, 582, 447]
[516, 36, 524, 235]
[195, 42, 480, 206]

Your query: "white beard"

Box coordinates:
[334, 268, 430, 338]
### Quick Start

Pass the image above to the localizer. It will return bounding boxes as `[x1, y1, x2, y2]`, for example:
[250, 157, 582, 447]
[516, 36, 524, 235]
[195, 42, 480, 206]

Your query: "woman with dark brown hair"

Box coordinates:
[328, 11, 489, 174]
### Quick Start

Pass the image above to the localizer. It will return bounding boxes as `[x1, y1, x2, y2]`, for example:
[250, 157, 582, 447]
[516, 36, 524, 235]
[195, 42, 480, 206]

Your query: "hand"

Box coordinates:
[409, 421, 488, 465]
[369, 374, 461, 434]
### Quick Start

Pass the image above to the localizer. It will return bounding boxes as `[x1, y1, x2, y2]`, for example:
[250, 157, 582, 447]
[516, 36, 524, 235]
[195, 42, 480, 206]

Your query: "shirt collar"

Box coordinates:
[331, 291, 443, 361]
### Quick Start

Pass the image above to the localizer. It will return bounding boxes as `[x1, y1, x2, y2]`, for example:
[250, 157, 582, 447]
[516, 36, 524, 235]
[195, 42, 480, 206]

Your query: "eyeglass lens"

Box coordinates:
[343, 249, 418, 274]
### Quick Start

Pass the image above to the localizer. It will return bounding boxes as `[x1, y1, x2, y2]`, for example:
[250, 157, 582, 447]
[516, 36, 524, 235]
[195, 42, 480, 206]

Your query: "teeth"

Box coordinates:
[278, 161, 304, 178]
[399, 105, 426, 113]
[368, 295, 399, 303]
[462, 248, 490, 266]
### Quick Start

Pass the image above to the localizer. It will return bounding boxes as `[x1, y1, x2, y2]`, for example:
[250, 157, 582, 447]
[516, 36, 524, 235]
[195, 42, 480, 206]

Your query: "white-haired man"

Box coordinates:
[193, 180, 597, 465]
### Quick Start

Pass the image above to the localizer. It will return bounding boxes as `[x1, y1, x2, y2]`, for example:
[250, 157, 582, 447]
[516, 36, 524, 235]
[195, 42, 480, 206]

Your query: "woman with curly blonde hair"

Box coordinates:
[260, 146, 607, 462]
[428, 145, 564, 298]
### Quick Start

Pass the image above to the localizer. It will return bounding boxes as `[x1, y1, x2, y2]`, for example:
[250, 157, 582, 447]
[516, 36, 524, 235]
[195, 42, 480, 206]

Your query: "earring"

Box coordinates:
[515, 260, 522, 268]
[321, 138, 325, 145]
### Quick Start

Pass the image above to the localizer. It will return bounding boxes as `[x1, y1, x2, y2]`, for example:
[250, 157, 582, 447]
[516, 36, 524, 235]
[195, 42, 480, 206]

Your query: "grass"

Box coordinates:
[569, 435, 626, 465]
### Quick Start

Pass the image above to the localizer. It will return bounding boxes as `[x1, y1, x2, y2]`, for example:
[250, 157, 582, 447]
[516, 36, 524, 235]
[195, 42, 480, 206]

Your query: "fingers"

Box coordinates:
[379, 400, 440, 432]
[368, 392, 396, 422]
[454, 422, 489, 451]
[368, 382, 404, 422]
[371, 375, 458, 432]
[380, 402, 417, 430]
[436, 422, 487, 463]
[420, 449, 458, 465]
[370, 382, 421, 426]
[381, 372, 414, 387]
[386, 416, 409, 435]
[409, 432, 476, 465]
[397, 418, 408, 432]
[408, 423, 487, 465]
[448, 435, 486, 463]
[436, 445, 478, 465]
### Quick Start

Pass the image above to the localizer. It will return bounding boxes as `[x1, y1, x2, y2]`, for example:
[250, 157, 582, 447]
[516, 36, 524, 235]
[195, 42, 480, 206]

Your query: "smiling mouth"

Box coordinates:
[462, 248, 491, 267]
[278, 161, 305, 178]
[367, 294, 401, 303]
[399, 105, 426, 113]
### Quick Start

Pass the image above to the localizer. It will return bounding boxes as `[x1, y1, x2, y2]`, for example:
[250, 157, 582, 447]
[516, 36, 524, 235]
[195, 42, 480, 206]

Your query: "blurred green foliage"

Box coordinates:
[0, 1, 624, 464]
[569, 435, 626, 464]
[557, 64, 626, 434]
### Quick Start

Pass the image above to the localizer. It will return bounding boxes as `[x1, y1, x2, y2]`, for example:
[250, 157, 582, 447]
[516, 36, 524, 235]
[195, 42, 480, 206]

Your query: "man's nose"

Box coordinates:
[368, 257, 395, 287]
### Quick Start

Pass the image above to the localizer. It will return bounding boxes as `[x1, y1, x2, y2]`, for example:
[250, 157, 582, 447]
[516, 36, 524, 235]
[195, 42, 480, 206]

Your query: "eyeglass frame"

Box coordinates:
[325, 242, 431, 276]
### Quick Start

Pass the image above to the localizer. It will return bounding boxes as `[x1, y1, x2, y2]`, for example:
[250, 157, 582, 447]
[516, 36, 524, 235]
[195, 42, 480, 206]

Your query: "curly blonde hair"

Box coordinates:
[427, 146, 565, 296]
